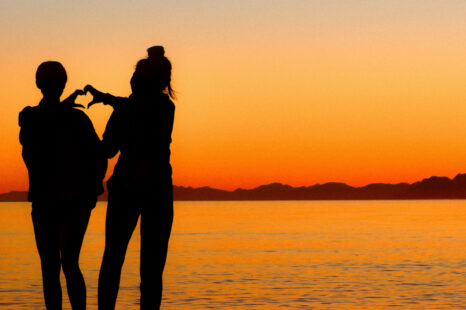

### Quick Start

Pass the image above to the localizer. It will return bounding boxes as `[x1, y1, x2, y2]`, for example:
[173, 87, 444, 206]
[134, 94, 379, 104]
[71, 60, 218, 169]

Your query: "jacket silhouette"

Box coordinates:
[19, 99, 106, 203]
[19, 60, 107, 310]
[102, 93, 174, 194]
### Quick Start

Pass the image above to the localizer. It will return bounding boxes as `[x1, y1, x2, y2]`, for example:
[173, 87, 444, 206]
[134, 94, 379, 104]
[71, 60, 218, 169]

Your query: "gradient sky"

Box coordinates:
[1, 0, 466, 192]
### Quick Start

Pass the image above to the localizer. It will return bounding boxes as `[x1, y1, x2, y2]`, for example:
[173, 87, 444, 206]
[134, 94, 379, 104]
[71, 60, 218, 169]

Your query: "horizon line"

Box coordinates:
[2, 172, 464, 195]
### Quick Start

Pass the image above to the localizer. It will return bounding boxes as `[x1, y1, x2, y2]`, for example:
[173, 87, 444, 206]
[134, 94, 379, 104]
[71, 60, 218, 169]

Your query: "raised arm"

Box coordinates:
[84, 85, 129, 109]
[61, 89, 86, 108]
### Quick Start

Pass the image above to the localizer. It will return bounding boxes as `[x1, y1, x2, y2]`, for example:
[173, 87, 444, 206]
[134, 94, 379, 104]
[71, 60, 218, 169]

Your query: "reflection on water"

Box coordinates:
[1, 200, 466, 309]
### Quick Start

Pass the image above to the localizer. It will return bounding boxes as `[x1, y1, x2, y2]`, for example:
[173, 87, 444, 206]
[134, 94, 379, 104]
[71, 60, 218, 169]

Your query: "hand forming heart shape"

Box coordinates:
[60, 85, 106, 109]
[61, 89, 86, 108]
[84, 85, 106, 108]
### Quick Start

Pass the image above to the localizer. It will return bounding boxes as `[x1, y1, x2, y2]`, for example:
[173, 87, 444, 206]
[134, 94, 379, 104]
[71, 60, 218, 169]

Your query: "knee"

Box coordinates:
[61, 256, 80, 275]
[100, 249, 126, 273]
[103, 241, 128, 262]
[40, 255, 61, 273]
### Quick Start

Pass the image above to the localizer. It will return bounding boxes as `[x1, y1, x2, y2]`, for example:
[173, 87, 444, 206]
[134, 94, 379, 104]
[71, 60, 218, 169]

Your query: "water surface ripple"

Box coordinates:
[1, 200, 465, 309]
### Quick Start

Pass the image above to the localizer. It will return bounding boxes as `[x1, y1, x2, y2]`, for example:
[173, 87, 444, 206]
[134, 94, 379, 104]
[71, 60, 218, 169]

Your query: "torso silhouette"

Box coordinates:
[102, 93, 175, 195]
[19, 99, 105, 203]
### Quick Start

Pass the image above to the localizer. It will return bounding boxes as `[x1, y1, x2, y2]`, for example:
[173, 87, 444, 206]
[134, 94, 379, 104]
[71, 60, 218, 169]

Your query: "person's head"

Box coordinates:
[36, 61, 67, 100]
[130, 46, 175, 99]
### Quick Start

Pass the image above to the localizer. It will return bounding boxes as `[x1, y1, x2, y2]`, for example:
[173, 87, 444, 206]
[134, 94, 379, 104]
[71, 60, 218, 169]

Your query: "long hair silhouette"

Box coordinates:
[86, 46, 175, 310]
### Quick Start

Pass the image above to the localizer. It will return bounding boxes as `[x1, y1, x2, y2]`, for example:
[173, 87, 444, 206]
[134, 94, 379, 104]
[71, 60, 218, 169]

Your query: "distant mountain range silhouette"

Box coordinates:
[3, 174, 466, 201]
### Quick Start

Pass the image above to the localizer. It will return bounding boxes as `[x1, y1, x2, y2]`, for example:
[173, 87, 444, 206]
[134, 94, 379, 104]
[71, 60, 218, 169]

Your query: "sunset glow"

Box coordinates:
[1, 0, 466, 192]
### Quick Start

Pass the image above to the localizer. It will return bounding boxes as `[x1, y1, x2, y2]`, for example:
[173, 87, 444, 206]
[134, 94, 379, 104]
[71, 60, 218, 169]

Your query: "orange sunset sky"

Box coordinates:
[1, 0, 466, 192]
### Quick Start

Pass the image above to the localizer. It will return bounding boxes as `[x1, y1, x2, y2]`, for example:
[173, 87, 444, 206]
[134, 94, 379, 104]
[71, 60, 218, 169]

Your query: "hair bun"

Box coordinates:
[147, 46, 165, 59]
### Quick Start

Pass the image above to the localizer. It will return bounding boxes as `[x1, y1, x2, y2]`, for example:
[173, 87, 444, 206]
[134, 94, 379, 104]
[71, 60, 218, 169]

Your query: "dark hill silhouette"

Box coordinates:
[0, 190, 29, 201]
[3, 173, 466, 201]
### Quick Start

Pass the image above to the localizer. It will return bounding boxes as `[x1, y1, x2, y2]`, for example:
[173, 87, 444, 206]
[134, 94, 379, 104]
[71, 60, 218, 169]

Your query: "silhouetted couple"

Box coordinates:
[19, 46, 175, 310]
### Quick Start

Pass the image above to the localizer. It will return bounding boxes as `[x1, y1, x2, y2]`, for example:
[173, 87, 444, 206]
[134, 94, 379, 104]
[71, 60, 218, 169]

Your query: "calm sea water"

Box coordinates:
[0, 200, 465, 309]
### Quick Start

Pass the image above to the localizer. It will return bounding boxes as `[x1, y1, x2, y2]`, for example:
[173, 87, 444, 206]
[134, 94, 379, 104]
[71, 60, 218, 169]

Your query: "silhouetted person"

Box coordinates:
[19, 61, 107, 310]
[86, 46, 175, 310]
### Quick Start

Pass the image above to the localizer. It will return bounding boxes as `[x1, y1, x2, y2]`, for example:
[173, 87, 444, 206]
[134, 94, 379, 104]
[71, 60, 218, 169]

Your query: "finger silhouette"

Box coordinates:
[62, 89, 86, 108]
[84, 85, 97, 94]
[87, 100, 99, 109]
[85, 85, 104, 108]
[75, 89, 86, 96]
[71, 103, 85, 109]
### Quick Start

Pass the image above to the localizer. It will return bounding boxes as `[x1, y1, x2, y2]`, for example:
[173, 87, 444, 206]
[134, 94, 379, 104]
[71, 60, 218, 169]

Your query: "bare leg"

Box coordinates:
[140, 185, 174, 310]
[32, 208, 63, 310]
[98, 198, 139, 310]
[61, 208, 92, 310]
